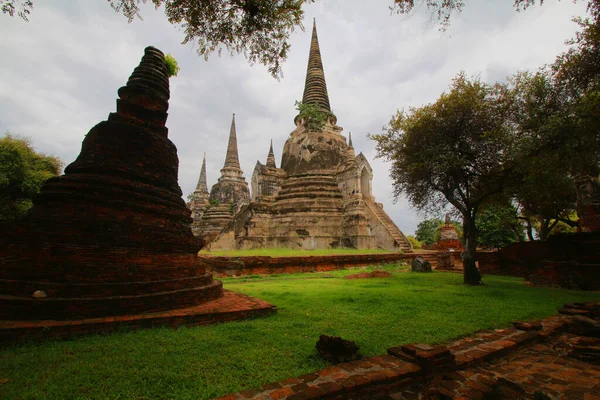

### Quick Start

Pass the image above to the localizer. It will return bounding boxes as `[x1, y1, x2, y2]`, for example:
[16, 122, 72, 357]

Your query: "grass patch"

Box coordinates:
[1, 267, 598, 399]
[201, 247, 394, 257]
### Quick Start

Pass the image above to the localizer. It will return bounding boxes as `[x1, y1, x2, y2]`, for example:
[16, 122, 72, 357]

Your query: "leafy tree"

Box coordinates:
[0, 134, 62, 220]
[502, 70, 579, 239]
[497, 2, 600, 235]
[370, 73, 514, 285]
[414, 218, 442, 245]
[476, 201, 525, 249]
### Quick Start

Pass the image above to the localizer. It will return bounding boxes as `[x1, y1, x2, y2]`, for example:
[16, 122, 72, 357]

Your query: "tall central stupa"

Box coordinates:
[198, 21, 411, 252]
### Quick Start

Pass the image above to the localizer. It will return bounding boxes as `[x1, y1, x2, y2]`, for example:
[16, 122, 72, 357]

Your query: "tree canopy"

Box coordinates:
[2, 0, 316, 79]
[476, 201, 525, 249]
[0, 134, 62, 221]
[501, 70, 579, 239]
[391, 0, 575, 30]
[414, 218, 442, 245]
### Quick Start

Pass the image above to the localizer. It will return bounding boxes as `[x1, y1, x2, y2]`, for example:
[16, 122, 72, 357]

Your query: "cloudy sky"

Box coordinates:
[0, 0, 589, 235]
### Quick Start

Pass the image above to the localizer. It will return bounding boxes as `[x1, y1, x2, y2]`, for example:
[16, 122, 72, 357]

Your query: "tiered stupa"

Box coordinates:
[204, 21, 412, 251]
[197, 114, 251, 242]
[0, 47, 274, 330]
[189, 153, 210, 236]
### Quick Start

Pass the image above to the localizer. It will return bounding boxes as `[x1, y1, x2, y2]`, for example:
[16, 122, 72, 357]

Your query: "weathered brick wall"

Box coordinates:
[200, 252, 453, 277]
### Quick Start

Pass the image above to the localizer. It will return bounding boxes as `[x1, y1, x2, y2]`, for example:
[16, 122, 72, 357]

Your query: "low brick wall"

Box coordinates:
[199, 252, 464, 277]
[477, 233, 600, 290]
[200, 254, 408, 277]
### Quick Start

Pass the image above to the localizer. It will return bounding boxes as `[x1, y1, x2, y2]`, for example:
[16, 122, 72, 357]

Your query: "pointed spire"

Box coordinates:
[266, 139, 277, 168]
[195, 152, 208, 193]
[223, 113, 241, 170]
[301, 19, 331, 112]
[346, 132, 356, 165]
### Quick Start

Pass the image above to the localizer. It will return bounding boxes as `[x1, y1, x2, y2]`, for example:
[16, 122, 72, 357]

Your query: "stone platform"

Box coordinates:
[0, 290, 275, 344]
[217, 302, 600, 400]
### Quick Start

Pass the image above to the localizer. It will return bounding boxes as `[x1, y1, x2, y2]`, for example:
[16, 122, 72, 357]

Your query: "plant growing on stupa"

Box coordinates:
[164, 53, 180, 77]
[295, 100, 333, 132]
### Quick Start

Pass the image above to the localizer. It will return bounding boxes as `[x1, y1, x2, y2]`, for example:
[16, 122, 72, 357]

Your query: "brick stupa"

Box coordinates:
[0, 47, 274, 340]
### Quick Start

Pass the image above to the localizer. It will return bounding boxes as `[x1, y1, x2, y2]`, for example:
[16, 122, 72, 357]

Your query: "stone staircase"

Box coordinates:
[365, 200, 412, 252]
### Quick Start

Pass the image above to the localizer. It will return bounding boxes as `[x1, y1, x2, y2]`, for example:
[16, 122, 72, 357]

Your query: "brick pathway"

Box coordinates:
[0, 290, 276, 343]
[381, 332, 600, 400]
[217, 302, 600, 400]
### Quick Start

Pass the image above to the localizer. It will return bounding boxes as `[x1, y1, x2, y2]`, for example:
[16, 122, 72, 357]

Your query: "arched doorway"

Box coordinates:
[360, 167, 371, 199]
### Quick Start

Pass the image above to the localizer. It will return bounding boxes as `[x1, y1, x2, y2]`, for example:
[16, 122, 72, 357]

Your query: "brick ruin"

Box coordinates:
[478, 232, 600, 290]
[0, 47, 229, 322]
[191, 21, 412, 252]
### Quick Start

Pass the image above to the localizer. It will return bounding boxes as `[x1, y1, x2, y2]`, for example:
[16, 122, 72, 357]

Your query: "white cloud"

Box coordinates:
[0, 0, 589, 236]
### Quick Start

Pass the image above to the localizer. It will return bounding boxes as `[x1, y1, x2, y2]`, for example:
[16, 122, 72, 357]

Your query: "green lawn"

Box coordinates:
[1, 265, 598, 400]
[201, 247, 394, 257]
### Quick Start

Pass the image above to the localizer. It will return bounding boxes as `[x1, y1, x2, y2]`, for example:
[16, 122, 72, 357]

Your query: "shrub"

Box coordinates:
[407, 235, 422, 249]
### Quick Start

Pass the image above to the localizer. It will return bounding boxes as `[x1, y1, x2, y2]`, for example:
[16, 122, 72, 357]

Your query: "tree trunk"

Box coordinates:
[538, 217, 559, 241]
[518, 216, 535, 241]
[538, 219, 550, 241]
[525, 219, 534, 241]
[462, 215, 483, 285]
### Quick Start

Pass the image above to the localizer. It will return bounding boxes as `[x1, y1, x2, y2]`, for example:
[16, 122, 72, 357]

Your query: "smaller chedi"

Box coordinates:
[189, 153, 210, 236]
[194, 114, 251, 243]
[435, 214, 463, 251]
